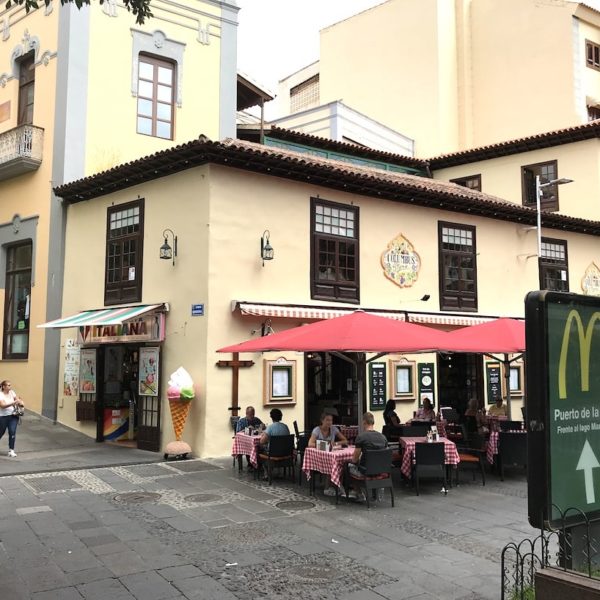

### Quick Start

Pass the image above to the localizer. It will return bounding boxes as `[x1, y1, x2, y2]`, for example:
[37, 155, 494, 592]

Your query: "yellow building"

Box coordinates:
[0, 0, 238, 422]
[276, 0, 600, 156]
[51, 136, 600, 457]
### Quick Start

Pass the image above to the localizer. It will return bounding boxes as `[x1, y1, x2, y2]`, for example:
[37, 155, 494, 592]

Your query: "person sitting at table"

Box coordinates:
[414, 397, 436, 421]
[308, 412, 348, 449]
[236, 406, 263, 433]
[259, 408, 289, 449]
[465, 397, 487, 434]
[308, 412, 348, 496]
[347, 412, 389, 500]
[383, 400, 401, 427]
[488, 397, 508, 418]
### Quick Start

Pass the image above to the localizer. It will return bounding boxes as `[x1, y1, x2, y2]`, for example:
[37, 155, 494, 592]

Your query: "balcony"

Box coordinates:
[0, 125, 44, 182]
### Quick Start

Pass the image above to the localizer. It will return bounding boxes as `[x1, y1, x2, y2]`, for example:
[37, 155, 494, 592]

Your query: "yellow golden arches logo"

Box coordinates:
[558, 310, 600, 399]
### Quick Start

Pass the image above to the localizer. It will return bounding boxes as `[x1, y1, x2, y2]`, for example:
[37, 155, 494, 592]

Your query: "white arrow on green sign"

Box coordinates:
[576, 439, 600, 504]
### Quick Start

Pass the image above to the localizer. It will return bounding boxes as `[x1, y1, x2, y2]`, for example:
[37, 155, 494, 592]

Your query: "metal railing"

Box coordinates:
[0, 124, 44, 167]
[502, 504, 600, 599]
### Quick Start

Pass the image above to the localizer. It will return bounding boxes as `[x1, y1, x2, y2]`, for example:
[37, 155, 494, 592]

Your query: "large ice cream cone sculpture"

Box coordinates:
[169, 399, 191, 441]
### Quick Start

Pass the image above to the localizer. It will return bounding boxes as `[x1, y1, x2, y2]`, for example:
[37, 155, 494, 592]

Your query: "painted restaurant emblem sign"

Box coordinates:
[582, 262, 600, 296]
[381, 233, 420, 288]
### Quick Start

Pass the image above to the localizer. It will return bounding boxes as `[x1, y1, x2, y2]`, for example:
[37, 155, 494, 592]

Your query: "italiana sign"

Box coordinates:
[582, 262, 600, 296]
[77, 313, 165, 345]
[381, 233, 420, 288]
[527, 291, 600, 527]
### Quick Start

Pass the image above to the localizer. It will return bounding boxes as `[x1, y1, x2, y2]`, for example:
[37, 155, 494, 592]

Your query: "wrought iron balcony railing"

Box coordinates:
[0, 124, 44, 181]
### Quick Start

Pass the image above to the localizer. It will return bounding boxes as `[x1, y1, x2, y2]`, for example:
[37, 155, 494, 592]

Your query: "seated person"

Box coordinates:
[465, 398, 487, 434]
[236, 406, 263, 432]
[347, 412, 389, 500]
[488, 398, 508, 418]
[308, 412, 348, 448]
[414, 397, 436, 421]
[383, 399, 401, 427]
[259, 408, 290, 450]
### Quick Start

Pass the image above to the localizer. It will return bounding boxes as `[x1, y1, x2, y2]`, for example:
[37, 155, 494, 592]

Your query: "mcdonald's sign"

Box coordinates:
[526, 291, 600, 529]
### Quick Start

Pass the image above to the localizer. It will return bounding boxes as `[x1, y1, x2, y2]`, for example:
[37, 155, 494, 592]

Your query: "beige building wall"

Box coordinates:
[319, 0, 449, 157]
[433, 139, 600, 221]
[59, 162, 600, 457]
[0, 8, 59, 413]
[85, 1, 225, 173]
[303, 0, 600, 155]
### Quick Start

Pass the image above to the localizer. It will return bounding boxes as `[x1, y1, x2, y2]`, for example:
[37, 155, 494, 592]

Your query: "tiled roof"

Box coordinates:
[429, 120, 600, 169]
[53, 136, 600, 236]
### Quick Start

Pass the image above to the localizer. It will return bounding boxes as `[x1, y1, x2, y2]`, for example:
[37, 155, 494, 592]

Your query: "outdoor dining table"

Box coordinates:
[486, 429, 527, 464]
[302, 446, 355, 491]
[399, 436, 460, 479]
[231, 431, 262, 469]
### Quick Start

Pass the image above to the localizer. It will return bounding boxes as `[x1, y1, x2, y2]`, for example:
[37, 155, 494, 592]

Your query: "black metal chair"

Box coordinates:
[414, 442, 447, 496]
[344, 448, 394, 508]
[399, 425, 429, 437]
[231, 416, 241, 469]
[440, 407, 460, 423]
[296, 434, 310, 485]
[455, 432, 486, 486]
[382, 425, 403, 443]
[499, 420, 523, 432]
[293, 420, 309, 440]
[257, 434, 296, 485]
[521, 406, 527, 422]
[498, 432, 527, 481]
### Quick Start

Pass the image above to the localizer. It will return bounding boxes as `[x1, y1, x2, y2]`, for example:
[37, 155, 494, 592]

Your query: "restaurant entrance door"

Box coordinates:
[437, 353, 483, 416]
[305, 352, 357, 430]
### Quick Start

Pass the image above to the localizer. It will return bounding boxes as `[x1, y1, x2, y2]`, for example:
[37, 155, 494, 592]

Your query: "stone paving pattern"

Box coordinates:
[0, 451, 535, 600]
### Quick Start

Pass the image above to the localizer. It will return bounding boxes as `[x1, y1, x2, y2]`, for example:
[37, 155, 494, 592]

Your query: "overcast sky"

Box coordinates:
[236, 0, 385, 93]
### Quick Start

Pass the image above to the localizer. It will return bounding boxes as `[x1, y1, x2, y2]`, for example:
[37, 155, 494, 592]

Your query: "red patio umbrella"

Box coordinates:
[443, 318, 525, 419]
[218, 311, 450, 428]
[443, 318, 525, 354]
[218, 310, 449, 354]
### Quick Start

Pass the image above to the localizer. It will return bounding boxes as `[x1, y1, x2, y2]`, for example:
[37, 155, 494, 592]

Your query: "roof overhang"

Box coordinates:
[38, 303, 168, 329]
[232, 301, 503, 327]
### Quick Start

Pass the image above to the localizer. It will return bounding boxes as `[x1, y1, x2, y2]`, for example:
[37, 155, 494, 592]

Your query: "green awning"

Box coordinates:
[38, 304, 164, 329]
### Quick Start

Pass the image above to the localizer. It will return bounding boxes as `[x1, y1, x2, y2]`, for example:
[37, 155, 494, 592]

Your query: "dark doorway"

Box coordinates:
[305, 352, 357, 430]
[437, 353, 483, 416]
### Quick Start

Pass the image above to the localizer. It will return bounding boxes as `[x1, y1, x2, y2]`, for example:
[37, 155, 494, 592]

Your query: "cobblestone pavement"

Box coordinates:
[0, 457, 535, 599]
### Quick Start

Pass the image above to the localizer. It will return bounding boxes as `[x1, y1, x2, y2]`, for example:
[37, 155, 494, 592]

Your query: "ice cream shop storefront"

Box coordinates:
[40, 304, 168, 452]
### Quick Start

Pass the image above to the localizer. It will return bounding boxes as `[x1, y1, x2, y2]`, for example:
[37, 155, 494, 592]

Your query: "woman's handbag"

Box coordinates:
[12, 403, 24, 417]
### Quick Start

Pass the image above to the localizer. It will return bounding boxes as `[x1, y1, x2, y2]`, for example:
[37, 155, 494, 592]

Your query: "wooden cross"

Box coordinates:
[216, 352, 255, 416]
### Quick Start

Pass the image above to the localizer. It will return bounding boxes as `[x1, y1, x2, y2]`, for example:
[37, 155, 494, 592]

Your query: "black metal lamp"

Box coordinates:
[160, 228, 177, 266]
[260, 230, 274, 266]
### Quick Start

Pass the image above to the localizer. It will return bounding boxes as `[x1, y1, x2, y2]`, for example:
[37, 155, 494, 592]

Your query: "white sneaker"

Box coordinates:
[7, 450, 16, 457]
[347, 490, 358, 499]
[323, 487, 338, 497]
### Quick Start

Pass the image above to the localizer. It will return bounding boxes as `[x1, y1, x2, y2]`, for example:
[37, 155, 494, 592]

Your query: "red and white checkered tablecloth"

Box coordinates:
[302, 446, 355, 488]
[399, 437, 460, 479]
[338, 426, 359, 443]
[231, 432, 262, 468]
[486, 430, 527, 464]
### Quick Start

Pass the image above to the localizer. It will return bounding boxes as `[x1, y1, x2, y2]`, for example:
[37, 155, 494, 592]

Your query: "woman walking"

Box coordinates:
[0, 380, 24, 457]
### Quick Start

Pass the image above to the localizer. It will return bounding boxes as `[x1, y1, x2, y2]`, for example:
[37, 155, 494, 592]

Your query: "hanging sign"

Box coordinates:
[369, 362, 386, 410]
[80, 348, 97, 393]
[418, 363, 435, 407]
[78, 313, 165, 345]
[486, 362, 502, 405]
[381, 233, 420, 288]
[581, 262, 600, 296]
[63, 339, 80, 398]
[139, 347, 159, 396]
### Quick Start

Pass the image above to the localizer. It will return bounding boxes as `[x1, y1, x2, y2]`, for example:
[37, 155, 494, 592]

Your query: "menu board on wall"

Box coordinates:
[369, 362, 386, 410]
[418, 363, 435, 407]
[486, 362, 502, 404]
